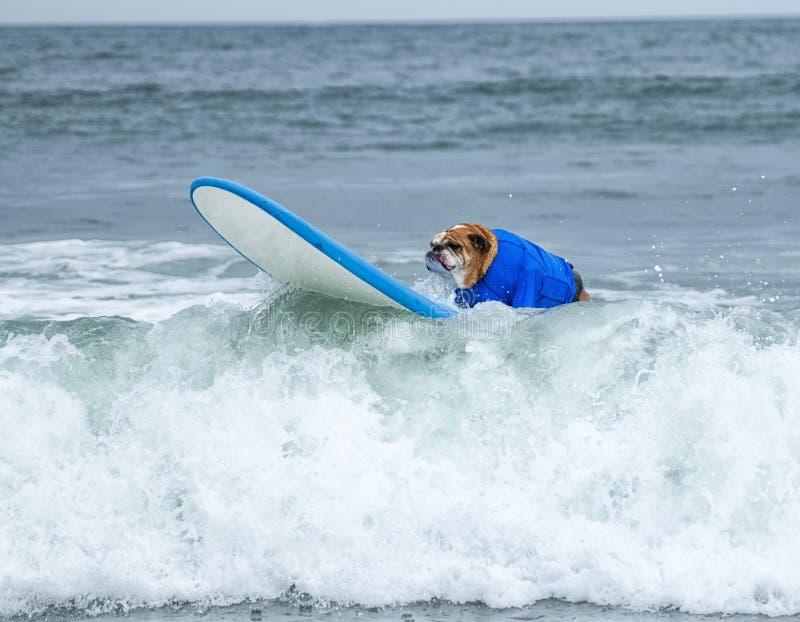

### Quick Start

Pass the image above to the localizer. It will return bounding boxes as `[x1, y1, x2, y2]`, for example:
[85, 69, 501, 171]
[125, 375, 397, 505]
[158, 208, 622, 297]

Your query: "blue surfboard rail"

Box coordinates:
[189, 177, 456, 319]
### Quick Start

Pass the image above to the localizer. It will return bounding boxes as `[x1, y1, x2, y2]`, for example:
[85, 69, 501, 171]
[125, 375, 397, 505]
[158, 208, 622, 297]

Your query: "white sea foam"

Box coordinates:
[0, 240, 268, 322]
[1, 296, 800, 617]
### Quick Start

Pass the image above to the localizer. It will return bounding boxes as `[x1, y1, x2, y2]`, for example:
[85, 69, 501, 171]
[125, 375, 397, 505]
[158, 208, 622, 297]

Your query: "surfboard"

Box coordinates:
[189, 177, 456, 318]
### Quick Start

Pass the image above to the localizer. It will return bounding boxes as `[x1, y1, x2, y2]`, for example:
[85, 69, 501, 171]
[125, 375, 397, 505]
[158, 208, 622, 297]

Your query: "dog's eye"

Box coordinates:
[446, 243, 462, 251]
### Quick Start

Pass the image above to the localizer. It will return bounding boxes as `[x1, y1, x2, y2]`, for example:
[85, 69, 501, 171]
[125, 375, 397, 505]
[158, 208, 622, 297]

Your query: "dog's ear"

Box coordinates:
[468, 233, 491, 254]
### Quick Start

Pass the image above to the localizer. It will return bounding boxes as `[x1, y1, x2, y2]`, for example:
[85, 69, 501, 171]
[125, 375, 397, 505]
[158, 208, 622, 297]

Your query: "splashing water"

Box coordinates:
[2, 282, 799, 617]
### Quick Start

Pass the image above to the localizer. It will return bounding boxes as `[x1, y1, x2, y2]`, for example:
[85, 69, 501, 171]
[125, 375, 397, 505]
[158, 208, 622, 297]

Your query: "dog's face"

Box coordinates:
[425, 224, 498, 289]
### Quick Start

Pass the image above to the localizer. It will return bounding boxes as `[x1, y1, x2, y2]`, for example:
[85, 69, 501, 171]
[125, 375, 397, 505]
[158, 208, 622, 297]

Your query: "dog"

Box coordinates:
[425, 224, 590, 309]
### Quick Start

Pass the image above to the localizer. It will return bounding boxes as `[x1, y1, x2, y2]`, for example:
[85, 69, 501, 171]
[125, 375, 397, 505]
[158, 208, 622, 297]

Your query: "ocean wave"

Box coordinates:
[1, 291, 799, 617]
[4, 66, 800, 149]
[0, 240, 267, 322]
[0, 83, 164, 108]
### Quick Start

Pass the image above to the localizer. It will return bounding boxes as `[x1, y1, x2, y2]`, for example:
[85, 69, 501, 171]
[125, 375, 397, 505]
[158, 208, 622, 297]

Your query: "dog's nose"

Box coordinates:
[431, 244, 444, 252]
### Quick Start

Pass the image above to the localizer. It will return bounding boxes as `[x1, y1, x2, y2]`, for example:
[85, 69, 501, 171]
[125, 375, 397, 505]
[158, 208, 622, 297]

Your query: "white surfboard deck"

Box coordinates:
[189, 177, 456, 318]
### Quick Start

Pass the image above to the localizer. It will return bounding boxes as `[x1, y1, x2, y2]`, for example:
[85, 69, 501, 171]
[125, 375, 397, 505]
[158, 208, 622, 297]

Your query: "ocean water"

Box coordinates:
[1, 18, 800, 622]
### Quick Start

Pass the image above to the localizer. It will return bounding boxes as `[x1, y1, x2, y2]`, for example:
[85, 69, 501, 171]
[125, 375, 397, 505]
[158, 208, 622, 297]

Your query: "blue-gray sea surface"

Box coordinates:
[1, 19, 799, 622]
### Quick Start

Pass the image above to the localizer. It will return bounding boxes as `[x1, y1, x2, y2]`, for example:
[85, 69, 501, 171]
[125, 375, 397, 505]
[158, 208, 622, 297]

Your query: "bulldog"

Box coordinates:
[425, 224, 590, 309]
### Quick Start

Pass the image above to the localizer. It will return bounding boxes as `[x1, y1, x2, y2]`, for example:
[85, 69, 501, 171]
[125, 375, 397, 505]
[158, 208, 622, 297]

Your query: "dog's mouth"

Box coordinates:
[436, 255, 453, 271]
[425, 250, 455, 272]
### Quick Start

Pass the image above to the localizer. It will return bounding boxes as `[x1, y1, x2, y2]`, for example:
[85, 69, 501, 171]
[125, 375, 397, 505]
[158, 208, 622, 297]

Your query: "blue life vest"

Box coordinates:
[454, 229, 576, 309]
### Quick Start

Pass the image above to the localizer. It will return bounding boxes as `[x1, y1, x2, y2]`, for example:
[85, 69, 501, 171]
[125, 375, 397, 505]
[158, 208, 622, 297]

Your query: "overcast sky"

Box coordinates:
[3, 0, 799, 24]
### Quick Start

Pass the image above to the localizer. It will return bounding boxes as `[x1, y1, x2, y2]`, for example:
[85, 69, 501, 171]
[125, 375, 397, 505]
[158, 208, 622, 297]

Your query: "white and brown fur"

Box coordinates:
[424, 223, 498, 289]
[425, 223, 591, 301]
